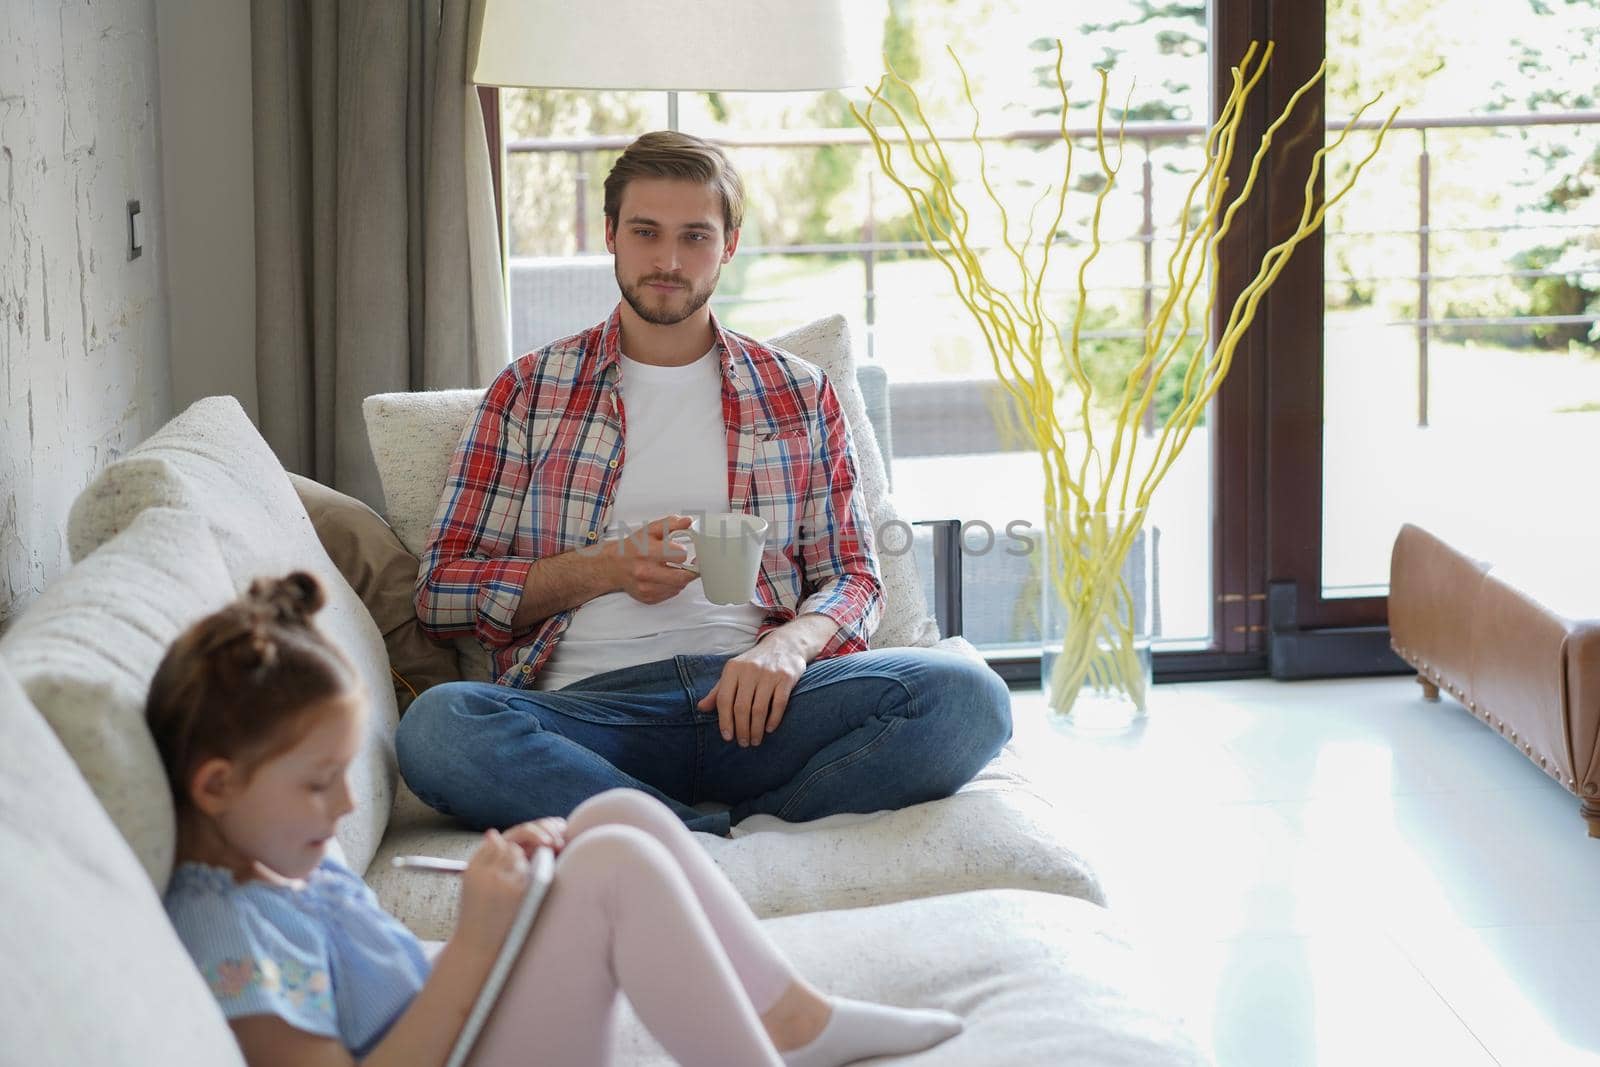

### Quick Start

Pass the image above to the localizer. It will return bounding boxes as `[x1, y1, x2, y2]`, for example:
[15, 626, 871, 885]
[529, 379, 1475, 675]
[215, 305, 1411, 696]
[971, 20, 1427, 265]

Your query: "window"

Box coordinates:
[1321, 0, 1600, 597]
[485, 0, 1596, 678]
[494, 1, 1216, 666]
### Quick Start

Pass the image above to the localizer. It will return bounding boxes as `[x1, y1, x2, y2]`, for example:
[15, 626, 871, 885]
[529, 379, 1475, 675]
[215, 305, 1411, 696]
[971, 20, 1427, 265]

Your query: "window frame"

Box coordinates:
[478, 1, 1403, 683]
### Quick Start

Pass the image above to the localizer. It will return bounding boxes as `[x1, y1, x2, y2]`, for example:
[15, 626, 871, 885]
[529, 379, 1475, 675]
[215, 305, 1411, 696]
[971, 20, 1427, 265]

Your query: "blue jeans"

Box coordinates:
[395, 647, 1013, 837]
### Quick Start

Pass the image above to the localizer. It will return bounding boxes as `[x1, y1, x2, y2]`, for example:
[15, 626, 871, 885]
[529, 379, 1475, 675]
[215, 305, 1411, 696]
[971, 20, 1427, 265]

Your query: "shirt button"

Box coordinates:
[587, 530, 599, 541]
[608, 459, 619, 469]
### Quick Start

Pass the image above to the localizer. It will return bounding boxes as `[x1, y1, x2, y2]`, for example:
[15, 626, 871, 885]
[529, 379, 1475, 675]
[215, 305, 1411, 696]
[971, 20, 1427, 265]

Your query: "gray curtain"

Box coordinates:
[252, 0, 507, 507]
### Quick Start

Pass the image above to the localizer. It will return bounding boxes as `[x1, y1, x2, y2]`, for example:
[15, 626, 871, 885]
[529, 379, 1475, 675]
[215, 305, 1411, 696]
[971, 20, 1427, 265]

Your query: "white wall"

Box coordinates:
[154, 0, 255, 419]
[0, 0, 173, 628]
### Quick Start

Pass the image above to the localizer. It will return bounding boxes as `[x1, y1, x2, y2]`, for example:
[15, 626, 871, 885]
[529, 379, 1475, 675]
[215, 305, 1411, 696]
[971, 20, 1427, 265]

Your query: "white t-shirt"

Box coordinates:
[534, 349, 766, 690]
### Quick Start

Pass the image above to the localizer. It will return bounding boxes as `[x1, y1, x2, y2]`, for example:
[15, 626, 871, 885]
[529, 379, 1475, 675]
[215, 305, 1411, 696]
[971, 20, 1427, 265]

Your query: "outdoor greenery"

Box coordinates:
[501, 0, 1598, 388]
[1324, 0, 1599, 352]
[1495, 2, 1599, 350]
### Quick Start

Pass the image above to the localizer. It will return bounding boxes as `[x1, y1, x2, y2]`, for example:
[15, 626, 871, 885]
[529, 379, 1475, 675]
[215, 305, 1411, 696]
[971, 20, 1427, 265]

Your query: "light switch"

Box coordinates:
[128, 200, 143, 260]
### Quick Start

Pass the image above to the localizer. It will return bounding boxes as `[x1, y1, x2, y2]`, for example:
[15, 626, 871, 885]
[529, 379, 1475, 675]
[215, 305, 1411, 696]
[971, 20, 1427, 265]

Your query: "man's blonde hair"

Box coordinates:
[603, 131, 745, 234]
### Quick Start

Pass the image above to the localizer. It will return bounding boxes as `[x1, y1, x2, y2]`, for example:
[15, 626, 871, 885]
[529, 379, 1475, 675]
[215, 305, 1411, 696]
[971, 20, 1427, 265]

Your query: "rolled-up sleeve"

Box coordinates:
[796, 376, 883, 657]
[414, 372, 536, 649]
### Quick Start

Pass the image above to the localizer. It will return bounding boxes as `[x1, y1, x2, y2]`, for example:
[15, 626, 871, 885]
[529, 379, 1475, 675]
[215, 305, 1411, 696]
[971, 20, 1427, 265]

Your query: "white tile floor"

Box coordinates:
[1006, 675, 1600, 1067]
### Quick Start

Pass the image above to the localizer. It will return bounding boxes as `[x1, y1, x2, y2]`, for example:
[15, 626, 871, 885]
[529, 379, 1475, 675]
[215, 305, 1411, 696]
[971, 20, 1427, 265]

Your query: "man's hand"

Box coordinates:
[697, 635, 808, 747]
[601, 514, 697, 604]
[697, 615, 839, 746]
[512, 514, 696, 629]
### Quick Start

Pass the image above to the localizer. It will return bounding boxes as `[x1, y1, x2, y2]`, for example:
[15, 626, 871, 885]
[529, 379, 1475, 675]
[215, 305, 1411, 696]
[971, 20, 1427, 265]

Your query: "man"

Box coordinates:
[397, 131, 1011, 837]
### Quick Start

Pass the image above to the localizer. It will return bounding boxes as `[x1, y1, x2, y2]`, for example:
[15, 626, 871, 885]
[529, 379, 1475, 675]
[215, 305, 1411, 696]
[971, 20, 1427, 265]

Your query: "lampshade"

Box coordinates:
[470, 0, 863, 92]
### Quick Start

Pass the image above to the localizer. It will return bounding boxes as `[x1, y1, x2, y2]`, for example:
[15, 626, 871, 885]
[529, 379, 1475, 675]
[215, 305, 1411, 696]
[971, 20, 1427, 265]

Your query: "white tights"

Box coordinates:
[467, 789, 792, 1066]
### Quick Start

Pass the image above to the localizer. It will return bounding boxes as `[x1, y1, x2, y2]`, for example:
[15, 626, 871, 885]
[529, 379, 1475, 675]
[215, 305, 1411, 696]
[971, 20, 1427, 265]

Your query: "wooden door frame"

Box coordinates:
[1202, 0, 1404, 682]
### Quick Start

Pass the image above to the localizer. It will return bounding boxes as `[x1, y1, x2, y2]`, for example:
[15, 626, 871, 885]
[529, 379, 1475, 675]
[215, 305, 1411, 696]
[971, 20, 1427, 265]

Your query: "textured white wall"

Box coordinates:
[0, 0, 172, 628]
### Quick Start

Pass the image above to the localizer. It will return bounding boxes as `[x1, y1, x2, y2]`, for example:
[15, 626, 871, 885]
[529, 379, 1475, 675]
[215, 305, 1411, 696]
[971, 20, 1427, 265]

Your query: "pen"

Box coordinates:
[390, 855, 469, 873]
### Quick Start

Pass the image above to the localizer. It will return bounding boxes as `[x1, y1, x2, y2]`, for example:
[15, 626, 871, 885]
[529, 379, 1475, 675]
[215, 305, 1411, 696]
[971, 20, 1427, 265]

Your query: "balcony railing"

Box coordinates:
[500, 111, 1599, 655]
[506, 110, 1600, 428]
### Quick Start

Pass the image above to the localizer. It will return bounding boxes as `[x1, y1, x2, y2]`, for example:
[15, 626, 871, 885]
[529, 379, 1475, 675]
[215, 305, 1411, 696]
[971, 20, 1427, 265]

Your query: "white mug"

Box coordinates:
[669, 512, 769, 605]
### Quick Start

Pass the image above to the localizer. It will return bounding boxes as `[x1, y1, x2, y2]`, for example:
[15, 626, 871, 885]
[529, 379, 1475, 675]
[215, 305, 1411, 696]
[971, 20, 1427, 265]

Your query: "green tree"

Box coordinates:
[1062, 3, 1206, 124]
[500, 89, 652, 257]
[1016, 4, 1209, 420]
[1326, 0, 1598, 353]
[1490, 0, 1600, 350]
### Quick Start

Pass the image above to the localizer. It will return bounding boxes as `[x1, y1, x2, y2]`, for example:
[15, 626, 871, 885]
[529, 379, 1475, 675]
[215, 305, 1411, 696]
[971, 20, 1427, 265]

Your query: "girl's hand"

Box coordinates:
[454, 829, 530, 957]
[503, 816, 568, 856]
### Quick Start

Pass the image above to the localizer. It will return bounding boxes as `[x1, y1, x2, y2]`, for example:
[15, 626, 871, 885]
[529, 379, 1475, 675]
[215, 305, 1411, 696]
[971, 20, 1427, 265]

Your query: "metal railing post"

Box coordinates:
[864, 171, 878, 360]
[1417, 132, 1430, 428]
[1140, 138, 1156, 434]
[573, 151, 589, 253]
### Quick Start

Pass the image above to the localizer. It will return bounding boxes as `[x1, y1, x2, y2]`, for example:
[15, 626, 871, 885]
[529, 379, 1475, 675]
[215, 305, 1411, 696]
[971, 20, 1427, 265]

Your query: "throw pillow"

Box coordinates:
[0, 507, 235, 889]
[65, 395, 397, 877]
[765, 314, 941, 648]
[289, 473, 462, 712]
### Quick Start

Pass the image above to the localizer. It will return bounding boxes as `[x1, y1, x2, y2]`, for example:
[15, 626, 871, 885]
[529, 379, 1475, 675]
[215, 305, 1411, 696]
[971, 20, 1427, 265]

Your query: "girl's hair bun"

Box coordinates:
[248, 571, 325, 624]
[227, 623, 279, 674]
[201, 572, 326, 674]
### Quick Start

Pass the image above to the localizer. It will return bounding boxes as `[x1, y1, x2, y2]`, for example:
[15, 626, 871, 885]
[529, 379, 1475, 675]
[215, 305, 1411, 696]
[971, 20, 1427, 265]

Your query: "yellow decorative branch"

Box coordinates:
[853, 40, 1397, 716]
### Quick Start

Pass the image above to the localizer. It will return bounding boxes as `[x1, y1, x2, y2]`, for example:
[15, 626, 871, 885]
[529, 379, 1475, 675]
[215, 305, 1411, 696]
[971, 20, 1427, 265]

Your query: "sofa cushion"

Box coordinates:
[65, 395, 398, 877]
[367, 728, 1103, 942]
[700, 743, 1103, 914]
[289, 472, 461, 713]
[0, 508, 234, 889]
[0, 659, 246, 1066]
[363, 314, 940, 684]
[610, 888, 1210, 1066]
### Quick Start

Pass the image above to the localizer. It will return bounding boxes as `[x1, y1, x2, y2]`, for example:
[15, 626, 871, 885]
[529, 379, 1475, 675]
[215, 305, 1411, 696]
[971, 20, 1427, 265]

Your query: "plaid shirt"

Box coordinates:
[415, 308, 883, 687]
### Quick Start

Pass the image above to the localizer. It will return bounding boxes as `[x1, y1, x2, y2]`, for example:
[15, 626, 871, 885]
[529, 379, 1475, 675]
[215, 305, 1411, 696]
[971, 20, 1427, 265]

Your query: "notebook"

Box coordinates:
[393, 847, 556, 1067]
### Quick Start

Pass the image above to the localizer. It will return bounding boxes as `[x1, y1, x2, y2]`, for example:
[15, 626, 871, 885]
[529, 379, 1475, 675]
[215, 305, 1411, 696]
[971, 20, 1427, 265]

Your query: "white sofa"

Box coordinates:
[0, 315, 1210, 1065]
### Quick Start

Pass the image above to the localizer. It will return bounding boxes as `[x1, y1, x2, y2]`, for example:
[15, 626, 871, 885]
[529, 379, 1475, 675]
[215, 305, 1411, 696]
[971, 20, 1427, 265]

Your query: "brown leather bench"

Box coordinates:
[1389, 523, 1600, 836]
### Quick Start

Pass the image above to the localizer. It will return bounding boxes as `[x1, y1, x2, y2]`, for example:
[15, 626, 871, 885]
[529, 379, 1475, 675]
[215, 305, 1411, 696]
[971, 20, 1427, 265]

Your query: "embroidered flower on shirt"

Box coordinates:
[277, 957, 332, 1008]
[206, 956, 331, 1016]
[210, 959, 257, 999]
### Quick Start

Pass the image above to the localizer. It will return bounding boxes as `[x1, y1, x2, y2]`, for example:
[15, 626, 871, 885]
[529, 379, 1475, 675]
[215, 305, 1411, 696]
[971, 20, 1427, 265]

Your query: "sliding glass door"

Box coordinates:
[483, 1, 1599, 679]
[1321, 0, 1600, 597]
[1208, 0, 1598, 677]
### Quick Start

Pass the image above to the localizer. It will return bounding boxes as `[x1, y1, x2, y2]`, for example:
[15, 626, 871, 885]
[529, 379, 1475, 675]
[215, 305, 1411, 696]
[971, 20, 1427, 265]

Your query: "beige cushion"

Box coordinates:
[369, 723, 1103, 942]
[65, 395, 398, 877]
[0, 659, 246, 1067]
[363, 314, 941, 684]
[289, 472, 461, 713]
[611, 889, 1210, 1066]
[0, 508, 234, 889]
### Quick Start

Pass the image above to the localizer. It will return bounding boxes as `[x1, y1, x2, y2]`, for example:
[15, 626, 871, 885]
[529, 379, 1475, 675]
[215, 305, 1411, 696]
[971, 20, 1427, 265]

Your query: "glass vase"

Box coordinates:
[1039, 509, 1156, 731]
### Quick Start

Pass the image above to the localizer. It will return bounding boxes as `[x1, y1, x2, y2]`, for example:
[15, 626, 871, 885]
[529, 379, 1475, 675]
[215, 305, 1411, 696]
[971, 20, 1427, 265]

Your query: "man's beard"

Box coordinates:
[617, 267, 719, 326]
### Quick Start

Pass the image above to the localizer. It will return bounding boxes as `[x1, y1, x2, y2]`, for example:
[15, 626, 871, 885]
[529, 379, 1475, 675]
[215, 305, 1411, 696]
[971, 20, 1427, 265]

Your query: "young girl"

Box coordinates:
[147, 571, 964, 1067]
